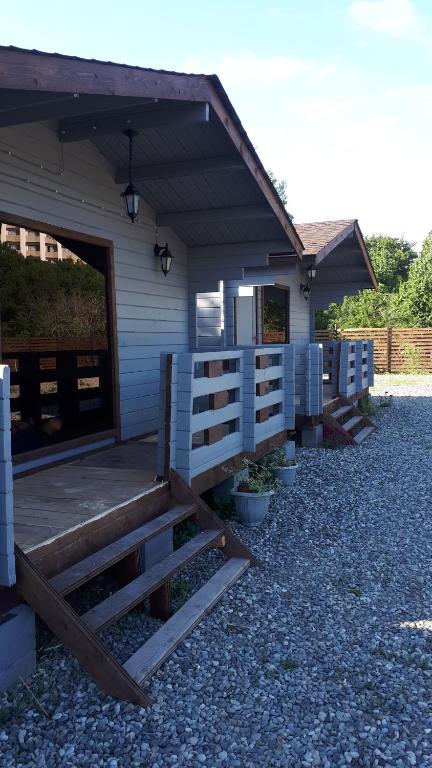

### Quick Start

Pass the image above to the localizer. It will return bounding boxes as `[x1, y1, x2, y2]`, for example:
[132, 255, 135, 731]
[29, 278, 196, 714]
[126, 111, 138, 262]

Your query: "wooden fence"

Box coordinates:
[316, 328, 432, 373]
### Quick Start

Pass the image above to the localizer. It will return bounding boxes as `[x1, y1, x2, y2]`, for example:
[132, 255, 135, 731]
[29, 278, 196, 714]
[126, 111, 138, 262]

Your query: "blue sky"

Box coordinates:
[2, 0, 431, 247]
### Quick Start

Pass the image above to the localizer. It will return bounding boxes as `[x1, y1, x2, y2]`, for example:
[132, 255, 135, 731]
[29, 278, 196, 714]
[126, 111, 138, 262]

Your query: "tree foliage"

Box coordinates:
[267, 169, 294, 221]
[0, 243, 106, 337]
[317, 234, 430, 329]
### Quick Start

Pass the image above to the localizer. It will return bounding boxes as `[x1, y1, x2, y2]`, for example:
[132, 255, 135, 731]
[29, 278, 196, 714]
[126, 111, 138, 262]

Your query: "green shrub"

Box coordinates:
[400, 342, 422, 374]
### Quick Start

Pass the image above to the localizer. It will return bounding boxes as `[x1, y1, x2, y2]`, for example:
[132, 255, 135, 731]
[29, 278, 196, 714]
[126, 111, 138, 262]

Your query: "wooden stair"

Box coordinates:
[15, 470, 256, 706]
[323, 394, 376, 446]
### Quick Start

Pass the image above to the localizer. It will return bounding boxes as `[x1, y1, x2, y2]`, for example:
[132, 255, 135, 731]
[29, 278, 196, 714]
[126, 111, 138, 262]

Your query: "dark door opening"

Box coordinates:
[261, 286, 290, 344]
[0, 219, 116, 458]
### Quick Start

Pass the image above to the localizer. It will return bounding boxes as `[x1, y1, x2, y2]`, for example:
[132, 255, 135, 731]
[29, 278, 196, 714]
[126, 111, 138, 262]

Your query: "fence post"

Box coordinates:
[0, 365, 15, 587]
[387, 327, 392, 373]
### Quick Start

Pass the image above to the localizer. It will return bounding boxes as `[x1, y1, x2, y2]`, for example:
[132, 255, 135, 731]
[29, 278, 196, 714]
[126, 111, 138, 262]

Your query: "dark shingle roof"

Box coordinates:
[295, 220, 355, 257]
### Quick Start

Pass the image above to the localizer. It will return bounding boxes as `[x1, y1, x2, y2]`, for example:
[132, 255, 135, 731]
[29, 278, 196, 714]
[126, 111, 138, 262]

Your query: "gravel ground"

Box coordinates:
[1, 374, 432, 768]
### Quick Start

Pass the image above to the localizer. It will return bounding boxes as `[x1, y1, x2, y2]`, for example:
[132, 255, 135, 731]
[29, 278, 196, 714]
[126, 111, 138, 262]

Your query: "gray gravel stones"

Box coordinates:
[1, 374, 432, 767]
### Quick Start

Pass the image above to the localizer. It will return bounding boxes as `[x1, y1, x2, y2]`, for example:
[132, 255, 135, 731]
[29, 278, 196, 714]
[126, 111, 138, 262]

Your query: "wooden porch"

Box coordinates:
[14, 438, 160, 555]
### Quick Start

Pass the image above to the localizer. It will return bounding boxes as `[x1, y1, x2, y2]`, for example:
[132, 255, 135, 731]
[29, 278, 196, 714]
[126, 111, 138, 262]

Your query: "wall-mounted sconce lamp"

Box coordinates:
[307, 264, 317, 281]
[300, 283, 311, 301]
[154, 241, 174, 276]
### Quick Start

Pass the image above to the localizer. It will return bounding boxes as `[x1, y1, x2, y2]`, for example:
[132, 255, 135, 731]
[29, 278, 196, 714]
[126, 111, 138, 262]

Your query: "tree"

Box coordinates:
[365, 235, 416, 291]
[317, 234, 418, 329]
[0, 243, 106, 337]
[267, 170, 293, 221]
[395, 232, 432, 326]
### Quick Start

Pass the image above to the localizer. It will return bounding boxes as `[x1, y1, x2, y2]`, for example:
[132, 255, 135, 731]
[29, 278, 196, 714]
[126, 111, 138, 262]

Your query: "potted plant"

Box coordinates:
[264, 445, 298, 487]
[230, 459, 280, 528]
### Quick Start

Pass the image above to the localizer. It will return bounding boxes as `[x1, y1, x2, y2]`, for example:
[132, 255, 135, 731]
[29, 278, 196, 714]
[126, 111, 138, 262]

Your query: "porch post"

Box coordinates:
[0, 365, 14, 587]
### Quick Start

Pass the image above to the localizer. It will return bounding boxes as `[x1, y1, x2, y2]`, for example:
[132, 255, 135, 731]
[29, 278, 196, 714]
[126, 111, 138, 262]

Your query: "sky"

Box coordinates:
[2, 0, 432, 249]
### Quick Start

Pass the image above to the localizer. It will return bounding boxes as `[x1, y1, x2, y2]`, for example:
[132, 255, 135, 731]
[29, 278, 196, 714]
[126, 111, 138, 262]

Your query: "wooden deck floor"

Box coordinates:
[14, 438, 160, 553]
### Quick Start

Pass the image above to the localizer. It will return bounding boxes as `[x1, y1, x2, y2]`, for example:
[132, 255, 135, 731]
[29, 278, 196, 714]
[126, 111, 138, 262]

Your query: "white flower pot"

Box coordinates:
[283, 441, 296, 461]
[230, 489, 274, 527]
[274, 464, 297, 486]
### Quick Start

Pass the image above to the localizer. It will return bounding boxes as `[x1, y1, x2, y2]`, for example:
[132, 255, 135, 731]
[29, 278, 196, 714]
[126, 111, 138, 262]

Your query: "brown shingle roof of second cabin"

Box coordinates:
[295, 220, 355, 257]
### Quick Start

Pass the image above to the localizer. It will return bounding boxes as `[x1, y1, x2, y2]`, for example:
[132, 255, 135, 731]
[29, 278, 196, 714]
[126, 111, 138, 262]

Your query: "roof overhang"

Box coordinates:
[0, 46, 303, 258]
[295, 219, 377, 289]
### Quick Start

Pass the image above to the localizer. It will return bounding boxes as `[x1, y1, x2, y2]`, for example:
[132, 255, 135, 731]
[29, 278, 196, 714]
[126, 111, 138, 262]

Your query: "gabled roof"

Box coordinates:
[0, 46, 303, 257]
[295, 220, 356, 259]
[295, 219, 377, 288]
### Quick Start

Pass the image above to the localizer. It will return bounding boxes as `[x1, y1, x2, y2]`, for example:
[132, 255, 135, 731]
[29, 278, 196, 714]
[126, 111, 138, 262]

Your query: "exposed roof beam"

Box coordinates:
[157, 205, 274, 227]
[115, 154, 245, 184]
[58, 103, 210, 142]
[0, 93, 153, 128]
[190, 240, 294, 259]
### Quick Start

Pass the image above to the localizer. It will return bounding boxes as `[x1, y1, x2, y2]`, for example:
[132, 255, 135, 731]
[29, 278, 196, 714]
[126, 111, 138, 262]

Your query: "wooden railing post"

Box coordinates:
[283, 345, 296, 429]
[0, 365, 15, 587]
[355, 340, 363, 393]
[305, 343, 323, 416]
[387, 327, 392, 373]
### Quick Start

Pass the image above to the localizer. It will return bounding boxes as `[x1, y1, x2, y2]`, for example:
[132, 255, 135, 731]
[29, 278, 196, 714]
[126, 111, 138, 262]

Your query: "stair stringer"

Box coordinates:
[169, 469, 260, 567]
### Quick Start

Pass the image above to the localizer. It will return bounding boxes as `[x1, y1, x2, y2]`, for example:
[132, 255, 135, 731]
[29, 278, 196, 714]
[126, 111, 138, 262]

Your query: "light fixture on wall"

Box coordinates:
[120, 129, 140, 222]
[154, 240, 174, 276]
[307, 264, 317, 281]
[300, 283, 311, 300]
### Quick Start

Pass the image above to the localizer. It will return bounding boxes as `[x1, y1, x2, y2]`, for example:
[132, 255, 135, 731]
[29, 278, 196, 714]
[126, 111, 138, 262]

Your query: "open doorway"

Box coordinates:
[262, 286, 290, 344]
[0, 216, 117, 461]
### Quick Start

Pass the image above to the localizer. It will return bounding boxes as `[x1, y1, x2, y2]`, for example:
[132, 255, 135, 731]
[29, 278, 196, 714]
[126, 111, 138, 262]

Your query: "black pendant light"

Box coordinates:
[121, 129, 140, 222]
[154, 241, 174, 276]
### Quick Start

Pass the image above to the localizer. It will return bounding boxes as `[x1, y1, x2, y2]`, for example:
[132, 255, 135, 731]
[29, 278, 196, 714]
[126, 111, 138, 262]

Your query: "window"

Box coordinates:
[262, 286, 290, 344]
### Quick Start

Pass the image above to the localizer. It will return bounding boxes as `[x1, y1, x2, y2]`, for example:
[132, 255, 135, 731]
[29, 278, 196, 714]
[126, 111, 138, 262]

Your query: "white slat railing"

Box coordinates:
[294, 343, 324, 416]
[158, 345, 295, 484]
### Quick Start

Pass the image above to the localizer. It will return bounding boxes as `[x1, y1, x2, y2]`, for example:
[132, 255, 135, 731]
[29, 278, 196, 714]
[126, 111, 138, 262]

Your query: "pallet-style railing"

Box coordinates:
[294, 343, 324, 417]
[322, 339, 374, 398]
[322, 340, 340, 396]
[1, 339, 112, 452]
[0, 365, 15, 587]
[158, 346, 295, 485]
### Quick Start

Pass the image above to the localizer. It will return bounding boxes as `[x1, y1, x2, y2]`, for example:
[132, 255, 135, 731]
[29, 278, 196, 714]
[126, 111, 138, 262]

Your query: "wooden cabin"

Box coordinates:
[0, 47, 376, 701]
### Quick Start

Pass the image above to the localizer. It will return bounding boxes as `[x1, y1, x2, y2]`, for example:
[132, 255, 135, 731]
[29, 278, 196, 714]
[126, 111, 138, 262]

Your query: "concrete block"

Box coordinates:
[301, 425, 323, 449]
[0, 604, 36, 691]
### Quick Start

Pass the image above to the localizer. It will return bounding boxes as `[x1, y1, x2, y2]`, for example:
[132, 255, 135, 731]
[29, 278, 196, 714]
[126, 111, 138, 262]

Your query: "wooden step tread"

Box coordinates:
[123, 557, 250, 684]
[50, 504, 197, 595]
[332, 404, 353, 420]
[82, 529, 224, 632]
[343, 415, 363, 432]
[354, 425, 375, 444]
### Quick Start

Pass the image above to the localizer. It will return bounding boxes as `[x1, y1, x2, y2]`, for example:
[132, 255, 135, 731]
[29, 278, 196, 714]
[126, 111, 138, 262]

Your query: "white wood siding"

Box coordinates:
[0, 123, 190, 440]
[196, 291, 223, 349]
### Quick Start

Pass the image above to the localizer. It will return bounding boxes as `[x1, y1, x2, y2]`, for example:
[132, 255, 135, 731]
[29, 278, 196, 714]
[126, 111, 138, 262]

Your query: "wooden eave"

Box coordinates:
[0, 46, 303, 259]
